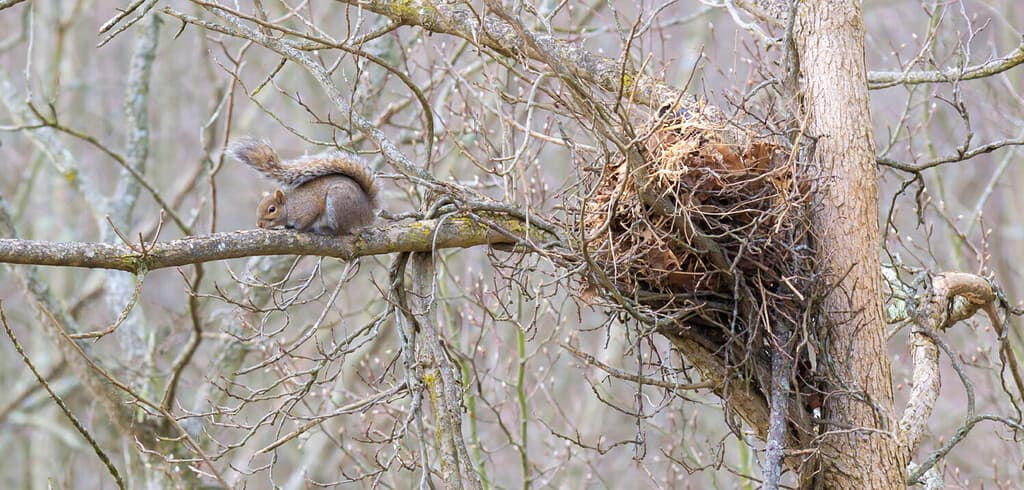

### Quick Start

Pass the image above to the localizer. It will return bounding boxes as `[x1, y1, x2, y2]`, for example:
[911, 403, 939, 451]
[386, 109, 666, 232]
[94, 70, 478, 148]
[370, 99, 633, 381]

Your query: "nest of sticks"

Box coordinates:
[582, 105, 818, 363]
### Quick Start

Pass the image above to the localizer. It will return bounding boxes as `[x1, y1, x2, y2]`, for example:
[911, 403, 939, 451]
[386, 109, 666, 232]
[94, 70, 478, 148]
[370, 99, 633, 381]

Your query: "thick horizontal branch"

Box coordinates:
[0, 216, 533, 272]
[868, 37, 1024, 89]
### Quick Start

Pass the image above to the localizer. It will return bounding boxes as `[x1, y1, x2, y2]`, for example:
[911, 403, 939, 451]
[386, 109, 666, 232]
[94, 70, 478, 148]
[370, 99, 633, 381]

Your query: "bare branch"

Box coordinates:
[899, 272, 1024, 482]
[0, 216, 543, 272]
[329, 0, 682, 108]
[1, 305, 126, 490]
[868, 37, 1024, 89]
[0, 0, 28, 12]
[877, 138, 1024, 172]
[561, 342, 714, 392]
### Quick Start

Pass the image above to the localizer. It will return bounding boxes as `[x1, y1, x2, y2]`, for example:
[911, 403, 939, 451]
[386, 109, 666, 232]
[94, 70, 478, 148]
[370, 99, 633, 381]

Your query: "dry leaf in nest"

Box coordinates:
[581, 108, 809, 300]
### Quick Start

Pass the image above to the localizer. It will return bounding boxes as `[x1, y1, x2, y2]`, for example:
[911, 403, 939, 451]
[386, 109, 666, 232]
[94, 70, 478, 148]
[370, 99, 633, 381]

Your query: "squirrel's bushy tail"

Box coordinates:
[227, 138, 378, 210]
[314, 152, 379, 209]
[226, 138, 283, 182]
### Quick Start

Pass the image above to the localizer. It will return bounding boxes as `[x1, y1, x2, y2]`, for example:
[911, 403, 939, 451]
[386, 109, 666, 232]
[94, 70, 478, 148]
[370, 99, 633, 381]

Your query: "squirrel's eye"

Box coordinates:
[268, 206, 277, 213]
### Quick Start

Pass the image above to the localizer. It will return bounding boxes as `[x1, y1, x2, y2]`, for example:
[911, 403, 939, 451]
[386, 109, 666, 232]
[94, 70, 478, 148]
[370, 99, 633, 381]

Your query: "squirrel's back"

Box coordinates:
[227, 138, 378, 209]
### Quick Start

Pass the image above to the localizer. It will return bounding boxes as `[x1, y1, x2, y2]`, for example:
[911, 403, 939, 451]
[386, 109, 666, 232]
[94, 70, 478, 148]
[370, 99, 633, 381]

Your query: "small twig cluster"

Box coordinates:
[577, 106, 822, 474]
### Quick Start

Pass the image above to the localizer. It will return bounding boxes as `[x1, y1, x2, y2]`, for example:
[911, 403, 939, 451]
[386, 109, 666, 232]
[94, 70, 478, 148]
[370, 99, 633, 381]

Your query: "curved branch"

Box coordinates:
[910, 414, 1024, 484]
[331, 0, 682, 107]
[0, 216, 538, 272]
[899, 273, 994, 452]
[878, 138, 1024, 172]
[869, 37, 1024, 89]
[899, 272, 1021, 471]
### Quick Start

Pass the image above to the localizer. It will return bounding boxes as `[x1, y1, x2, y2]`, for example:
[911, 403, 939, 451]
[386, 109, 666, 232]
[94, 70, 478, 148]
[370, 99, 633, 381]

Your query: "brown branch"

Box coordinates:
[899, 272, 1024, 479]
[0, 216, 536, 272]
[193, 3, 438, 187]
[561, 342, 715, 392]
[667, 332, 808, 477]
[667, 334, 772, 443]
[255, 382, 409, 455]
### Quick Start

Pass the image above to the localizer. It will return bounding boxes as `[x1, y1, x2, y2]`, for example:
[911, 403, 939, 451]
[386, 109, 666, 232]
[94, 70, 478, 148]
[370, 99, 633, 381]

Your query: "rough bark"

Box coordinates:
[0, 216, 535, 272]
[794, 1, 907, 487]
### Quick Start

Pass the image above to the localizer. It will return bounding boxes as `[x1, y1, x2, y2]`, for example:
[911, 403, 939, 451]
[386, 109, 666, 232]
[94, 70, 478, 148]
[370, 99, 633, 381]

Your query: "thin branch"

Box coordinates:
[1, 305, 126, 490]
[255, 382, 409, 455]
[877, 138, 1024, 172]
[868, 37, 1024, 89]
[561, 342, 714, 392]
[68, 272, 145, 339]
[195, 2, 436, 186]
[0, 198, 137, 437]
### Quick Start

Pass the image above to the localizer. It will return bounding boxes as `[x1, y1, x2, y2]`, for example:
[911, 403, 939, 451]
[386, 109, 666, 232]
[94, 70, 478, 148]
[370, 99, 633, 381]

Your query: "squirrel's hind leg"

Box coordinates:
[319, 185, 350, 236]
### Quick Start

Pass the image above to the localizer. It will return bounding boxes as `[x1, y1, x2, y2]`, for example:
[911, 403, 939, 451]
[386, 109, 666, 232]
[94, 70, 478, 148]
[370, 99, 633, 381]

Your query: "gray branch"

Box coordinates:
[868, 37, 1024, 89]
[0, 0, 28, 12]
[878, 138, 1024, 172]
[329, 0, 682, 108]
[0, 217, 533, 272]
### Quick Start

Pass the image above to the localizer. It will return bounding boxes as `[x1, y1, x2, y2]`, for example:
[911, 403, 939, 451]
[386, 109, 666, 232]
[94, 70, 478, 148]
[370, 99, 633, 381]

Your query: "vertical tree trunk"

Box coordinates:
[794, 1, 906, 488]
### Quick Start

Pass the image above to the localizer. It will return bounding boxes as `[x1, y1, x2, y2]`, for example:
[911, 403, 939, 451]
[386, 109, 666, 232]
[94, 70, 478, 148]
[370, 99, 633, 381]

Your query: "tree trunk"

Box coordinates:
[794, 1, 906, 488]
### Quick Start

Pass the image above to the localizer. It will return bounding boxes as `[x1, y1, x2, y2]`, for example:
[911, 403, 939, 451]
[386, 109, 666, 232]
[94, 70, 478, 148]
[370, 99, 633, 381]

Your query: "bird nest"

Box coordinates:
[581, 106, 817, 341]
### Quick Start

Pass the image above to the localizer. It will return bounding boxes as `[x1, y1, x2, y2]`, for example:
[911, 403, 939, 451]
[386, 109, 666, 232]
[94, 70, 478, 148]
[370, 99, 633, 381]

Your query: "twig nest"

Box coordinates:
[582, 106, 814, 311]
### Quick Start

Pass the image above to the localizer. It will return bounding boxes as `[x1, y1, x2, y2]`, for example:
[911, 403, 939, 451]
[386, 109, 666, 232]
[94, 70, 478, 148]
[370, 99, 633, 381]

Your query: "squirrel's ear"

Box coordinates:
[274, 189, 286, 201]
[260, 191, 271, 199]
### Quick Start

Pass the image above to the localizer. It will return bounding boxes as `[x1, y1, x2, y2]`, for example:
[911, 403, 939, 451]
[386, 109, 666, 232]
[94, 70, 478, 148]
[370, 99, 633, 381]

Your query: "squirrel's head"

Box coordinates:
[256, 190, 287, 229]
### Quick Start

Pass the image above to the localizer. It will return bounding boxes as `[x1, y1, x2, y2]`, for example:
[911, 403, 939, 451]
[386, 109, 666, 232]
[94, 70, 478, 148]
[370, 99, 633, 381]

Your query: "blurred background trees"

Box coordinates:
[0, 1, 1021, 488]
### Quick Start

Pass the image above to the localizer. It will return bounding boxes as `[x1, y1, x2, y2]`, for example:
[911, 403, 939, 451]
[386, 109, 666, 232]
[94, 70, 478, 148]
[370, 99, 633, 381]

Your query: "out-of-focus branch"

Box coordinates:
[0, 358, 66, 424]
[0, 0, 28, 12]
[0, 198, 137, 439]
[105, 12, 159, 417]
[0, 216, 546, 272]
[868, 37, 1024, 89]
[189, 3, 435, 186]
[1, 307, 126, 490]
[0, 66, 106, 221]
[110, 13, 157, 228]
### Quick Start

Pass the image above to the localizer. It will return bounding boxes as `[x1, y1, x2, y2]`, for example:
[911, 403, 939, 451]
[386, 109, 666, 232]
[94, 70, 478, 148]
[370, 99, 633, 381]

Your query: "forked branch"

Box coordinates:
[899, 272, 1023, 485]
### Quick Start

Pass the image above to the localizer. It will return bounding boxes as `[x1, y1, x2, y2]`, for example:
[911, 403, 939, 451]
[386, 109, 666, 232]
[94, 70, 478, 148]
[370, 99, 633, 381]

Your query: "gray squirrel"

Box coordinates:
[227, 138, 379, 236]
